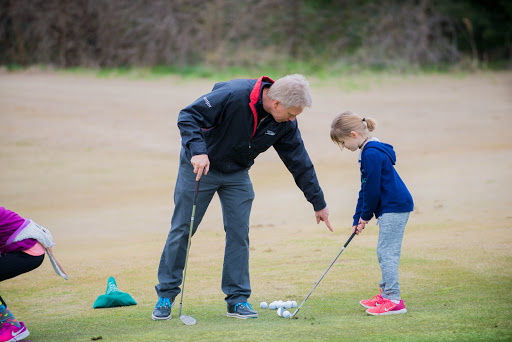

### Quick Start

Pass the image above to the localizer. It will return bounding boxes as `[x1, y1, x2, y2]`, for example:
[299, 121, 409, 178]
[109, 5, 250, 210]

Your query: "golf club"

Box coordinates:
[178, 179, 200, 325]
[290, 230, 357, 318]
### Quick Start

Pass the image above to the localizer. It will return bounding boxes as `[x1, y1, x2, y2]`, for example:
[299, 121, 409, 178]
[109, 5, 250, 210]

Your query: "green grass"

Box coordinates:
[5, 59, 502, 81]
[53, 63, 413, 93]
[30, 300, 509, 342]
[3, 223, 511, 342]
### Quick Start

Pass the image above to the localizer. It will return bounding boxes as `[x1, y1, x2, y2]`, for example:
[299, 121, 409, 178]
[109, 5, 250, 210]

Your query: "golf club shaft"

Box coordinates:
[178, 180, 199, 317]
[291, 231, 357, 317]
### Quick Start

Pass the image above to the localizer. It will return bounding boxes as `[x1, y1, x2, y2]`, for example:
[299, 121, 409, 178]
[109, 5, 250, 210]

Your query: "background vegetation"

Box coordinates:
[0, 0, 510, 73]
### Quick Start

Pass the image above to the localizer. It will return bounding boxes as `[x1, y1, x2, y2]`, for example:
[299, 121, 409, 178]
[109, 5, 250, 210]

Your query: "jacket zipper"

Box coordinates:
[250, 115, 270, 148]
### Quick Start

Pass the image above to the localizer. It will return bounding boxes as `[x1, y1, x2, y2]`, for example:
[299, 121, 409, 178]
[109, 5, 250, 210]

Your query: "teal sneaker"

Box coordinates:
[227, 302, 258, 319]
[152, 297, 175, 320]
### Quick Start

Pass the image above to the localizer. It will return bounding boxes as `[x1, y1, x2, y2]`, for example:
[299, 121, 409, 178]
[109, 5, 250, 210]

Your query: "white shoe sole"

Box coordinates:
[152, 313, 172, 320]
[226, 312, 258, 319]
[366, 308, 407, 316]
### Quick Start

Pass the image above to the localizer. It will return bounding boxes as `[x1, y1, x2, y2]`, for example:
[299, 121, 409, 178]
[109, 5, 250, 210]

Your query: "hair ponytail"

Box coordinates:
[363, 117, 377, 132]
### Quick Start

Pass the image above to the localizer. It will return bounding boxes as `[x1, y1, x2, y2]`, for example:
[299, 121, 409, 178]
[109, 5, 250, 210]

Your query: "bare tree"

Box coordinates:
[357, 0, 459, 69]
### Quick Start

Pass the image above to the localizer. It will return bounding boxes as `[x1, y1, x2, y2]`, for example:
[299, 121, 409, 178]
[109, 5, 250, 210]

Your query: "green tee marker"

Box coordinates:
[93, 277, 137, 308]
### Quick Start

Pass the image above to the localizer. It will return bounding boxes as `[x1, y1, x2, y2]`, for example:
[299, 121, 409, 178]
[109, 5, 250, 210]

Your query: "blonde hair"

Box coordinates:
[267, 74, 312, 108]
[330, 111, 377, 145]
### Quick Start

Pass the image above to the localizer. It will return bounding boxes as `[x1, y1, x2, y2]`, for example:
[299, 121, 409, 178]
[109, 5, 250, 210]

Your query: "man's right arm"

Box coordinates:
[178, 86, 232, 157]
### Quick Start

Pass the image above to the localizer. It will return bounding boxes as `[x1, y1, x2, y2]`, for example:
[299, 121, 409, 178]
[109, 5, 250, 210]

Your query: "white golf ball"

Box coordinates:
[260, 302, 268, 309]
[269, 302, 277, 310]
[284, 301, 292, 309]
[277, 300, 284, 307]
[277, 307, 284, 317]
[282, 310, 291, 318]
[291, 301, 297, 308]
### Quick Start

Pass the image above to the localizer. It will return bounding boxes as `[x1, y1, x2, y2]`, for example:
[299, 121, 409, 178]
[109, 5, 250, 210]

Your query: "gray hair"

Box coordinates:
[267, 74, 312, 108]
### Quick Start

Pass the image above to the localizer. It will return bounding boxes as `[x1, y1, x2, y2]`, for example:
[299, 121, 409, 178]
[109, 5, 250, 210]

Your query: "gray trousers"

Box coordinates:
[376, 212, 410, 300]
[155, 149, 255, 306]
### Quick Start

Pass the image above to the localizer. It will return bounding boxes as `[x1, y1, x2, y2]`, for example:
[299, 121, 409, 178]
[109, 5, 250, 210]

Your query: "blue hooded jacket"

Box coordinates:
[353, 140, 414, 226]
[177, 76, 326, 211]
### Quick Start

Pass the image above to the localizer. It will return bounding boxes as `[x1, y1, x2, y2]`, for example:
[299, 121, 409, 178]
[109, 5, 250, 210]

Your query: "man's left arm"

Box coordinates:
[273, 122, 333, 232]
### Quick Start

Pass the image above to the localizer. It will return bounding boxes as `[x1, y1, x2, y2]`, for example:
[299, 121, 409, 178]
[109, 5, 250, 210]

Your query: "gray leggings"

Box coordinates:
[376, 212, 410, 300]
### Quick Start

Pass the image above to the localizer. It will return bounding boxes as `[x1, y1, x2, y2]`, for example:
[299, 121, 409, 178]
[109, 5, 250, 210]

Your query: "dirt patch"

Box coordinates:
[1, 70, 511, 274]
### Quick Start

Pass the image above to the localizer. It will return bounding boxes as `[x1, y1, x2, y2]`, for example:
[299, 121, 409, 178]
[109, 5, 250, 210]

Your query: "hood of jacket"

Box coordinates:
[362, 141, 396, 165]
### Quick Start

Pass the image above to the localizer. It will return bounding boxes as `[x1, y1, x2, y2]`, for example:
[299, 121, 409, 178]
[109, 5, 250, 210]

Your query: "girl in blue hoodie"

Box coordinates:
[330, 111, 414, 316]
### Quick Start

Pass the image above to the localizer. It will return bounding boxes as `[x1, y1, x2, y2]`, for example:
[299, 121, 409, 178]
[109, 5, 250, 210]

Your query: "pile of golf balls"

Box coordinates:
[260, 300, 297, 318]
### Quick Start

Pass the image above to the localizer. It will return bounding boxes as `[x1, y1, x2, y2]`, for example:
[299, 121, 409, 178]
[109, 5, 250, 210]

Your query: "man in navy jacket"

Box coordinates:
[153, 74, 332, 320]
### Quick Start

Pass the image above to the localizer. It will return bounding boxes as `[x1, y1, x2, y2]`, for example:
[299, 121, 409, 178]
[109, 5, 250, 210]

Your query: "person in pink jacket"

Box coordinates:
[0, 206, 68, 342]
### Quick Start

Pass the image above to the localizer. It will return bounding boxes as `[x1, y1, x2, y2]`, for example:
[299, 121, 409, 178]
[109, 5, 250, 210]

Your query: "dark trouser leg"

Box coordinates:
[155, 150, 219, 298]
[218, 170, 254, 306]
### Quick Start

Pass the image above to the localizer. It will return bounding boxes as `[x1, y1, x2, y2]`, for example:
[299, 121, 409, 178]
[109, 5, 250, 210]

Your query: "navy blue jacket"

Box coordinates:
[353, 141, 414, 225]
[178, 76, 326, 211]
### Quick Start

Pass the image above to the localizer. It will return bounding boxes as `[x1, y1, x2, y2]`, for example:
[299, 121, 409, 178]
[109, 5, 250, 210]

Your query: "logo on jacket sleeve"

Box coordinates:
[203, 97, 212, 108]
[265, 130, 276, 136]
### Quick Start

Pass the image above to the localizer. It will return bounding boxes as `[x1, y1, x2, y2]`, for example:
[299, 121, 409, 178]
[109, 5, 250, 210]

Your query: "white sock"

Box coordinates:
[390, 299, 400, 304]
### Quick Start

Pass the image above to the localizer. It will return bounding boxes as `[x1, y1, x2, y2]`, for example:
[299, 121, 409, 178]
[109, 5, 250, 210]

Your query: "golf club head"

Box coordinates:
[180, 315, 196, 325]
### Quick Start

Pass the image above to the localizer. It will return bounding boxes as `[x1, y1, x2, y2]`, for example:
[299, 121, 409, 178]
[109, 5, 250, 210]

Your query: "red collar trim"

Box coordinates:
[249, 76, 274, 140]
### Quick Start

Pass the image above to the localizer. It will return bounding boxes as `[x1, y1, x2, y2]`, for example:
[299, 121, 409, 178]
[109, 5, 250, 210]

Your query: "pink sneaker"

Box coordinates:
[360, 288, 384, 309]
[366, 298, 407, 316]
[0, 322, 30, 342]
